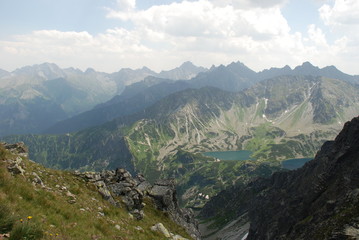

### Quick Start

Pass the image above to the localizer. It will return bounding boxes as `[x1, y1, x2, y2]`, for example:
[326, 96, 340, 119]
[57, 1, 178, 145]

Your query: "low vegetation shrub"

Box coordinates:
[0, 204, 15, 233]
[9, 217, 43, 240]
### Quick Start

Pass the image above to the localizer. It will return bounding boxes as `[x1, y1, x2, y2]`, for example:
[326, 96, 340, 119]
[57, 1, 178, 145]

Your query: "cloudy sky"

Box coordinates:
[0, 0, 358, 74]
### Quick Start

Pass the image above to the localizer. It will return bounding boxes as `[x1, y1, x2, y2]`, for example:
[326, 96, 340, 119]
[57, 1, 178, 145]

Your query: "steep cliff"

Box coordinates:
[201, 116, 359, 239]
[248, 116, 359, 239]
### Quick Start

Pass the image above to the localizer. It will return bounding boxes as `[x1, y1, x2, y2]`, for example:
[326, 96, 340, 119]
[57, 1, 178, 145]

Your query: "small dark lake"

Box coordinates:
[202, 150, 254, 161]
[281, 158, 313, 170]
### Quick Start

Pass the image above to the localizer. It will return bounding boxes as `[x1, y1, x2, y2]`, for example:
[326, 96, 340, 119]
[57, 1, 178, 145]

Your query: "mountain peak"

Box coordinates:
[292, 61, 320, 75]
[301, 61, 314, 67]
[295, 61, 318, 70]
[140, 66, 153, 72]
[283, 64, 292, 70]
[180, 61, 196, 68]
[228, 61, 245, 68]
[13, 62, 65, 80]
[157, 62, 207, 80]
[85, 67, 96, 74]
[225, 61, 257, 78]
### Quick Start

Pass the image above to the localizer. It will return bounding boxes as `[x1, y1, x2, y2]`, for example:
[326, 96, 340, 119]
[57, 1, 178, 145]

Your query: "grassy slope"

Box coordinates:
[0, 145, 191, 240]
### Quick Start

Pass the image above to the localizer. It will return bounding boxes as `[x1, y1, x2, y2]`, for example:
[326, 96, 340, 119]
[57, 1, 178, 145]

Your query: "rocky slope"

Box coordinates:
[45, 79, 193, 134]
[125, 76, 359, 171]
[200, 116, 359, 239]
[0, 142, 198, 239]
[4, 75, 359, 209]
[248, 116, 359, 239]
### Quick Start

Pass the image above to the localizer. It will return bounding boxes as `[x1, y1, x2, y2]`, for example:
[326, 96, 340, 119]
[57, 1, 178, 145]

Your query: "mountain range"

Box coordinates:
[2, 61, 358, 137]
[4, 68, 359, 208]
[0, 62, 206, 136]
[44, 61, 359, 135]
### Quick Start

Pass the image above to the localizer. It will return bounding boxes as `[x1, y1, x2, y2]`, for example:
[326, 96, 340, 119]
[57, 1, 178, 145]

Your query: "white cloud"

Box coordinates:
[0, 29, 153, 72]
[102, 0, 353, 71]
[319, 0, 359, 44]
[0, 0, 358, 74]
[316, 0, 359, 72]
[117, 0, 136, 11]
[307, 24, 328, 47]
[210, 0, 287, 9]
[108, 0, 290, 39]
[319, 0, 359, 26]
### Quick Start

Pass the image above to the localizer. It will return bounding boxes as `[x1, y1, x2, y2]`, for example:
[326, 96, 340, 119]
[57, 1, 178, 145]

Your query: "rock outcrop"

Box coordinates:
[248, 116, 359, 239]
[0, 141, 197, 240]
[149, 179, 199, 239]
[2, 142, 27, 175]
[77, 168, 201, 239]
[200, 116, 359, 239]
[151, 222, 189, 240]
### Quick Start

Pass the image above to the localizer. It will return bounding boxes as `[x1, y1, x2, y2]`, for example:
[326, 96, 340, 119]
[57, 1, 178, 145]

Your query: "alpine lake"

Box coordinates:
[281, 158, 313, 170]
[202, 150, 313, 170]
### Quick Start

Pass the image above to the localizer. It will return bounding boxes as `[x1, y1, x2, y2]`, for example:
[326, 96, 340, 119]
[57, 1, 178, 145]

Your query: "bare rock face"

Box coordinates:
[247, 116, 359, 239]
[3, 142, 28, 156]
[200, 116, 359, 240]
[149, 179, 200, 240]
[151, 223, 172, 238]
[2, 142, 27, 175]
[78, 168, 200, 239]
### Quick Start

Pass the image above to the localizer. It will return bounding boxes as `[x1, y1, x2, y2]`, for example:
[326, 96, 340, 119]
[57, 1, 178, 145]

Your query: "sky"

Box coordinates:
[0, 0, 358, 74]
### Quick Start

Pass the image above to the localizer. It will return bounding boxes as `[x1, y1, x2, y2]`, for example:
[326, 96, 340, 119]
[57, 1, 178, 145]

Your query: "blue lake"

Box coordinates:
[202, 150, 254, 161]
[281, 158, 313, 170]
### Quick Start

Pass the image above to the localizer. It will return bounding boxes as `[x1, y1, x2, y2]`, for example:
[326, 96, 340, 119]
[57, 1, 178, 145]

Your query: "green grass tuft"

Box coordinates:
[0, 204, 15, 234]
[9, 220, 43, 240]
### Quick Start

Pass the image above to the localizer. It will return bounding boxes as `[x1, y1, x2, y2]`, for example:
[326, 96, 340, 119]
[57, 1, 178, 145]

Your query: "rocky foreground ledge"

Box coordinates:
[75, 168, 201, 240]
[2, 141, 200, 240]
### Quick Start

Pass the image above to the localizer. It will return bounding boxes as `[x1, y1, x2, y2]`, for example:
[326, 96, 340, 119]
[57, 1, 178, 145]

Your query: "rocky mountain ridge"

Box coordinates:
[200, 116, 359, 239]
[44, 61, 359, 135]
[0, 62, 207, 136]
[258, 61, 359, 84]
[2, 61, 357, 137]
[248, 116, 359, 239]
[45, 79, 193, 134]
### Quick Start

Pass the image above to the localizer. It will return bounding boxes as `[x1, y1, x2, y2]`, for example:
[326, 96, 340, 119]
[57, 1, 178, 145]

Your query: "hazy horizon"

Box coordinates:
[1, 0, 358, 74]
